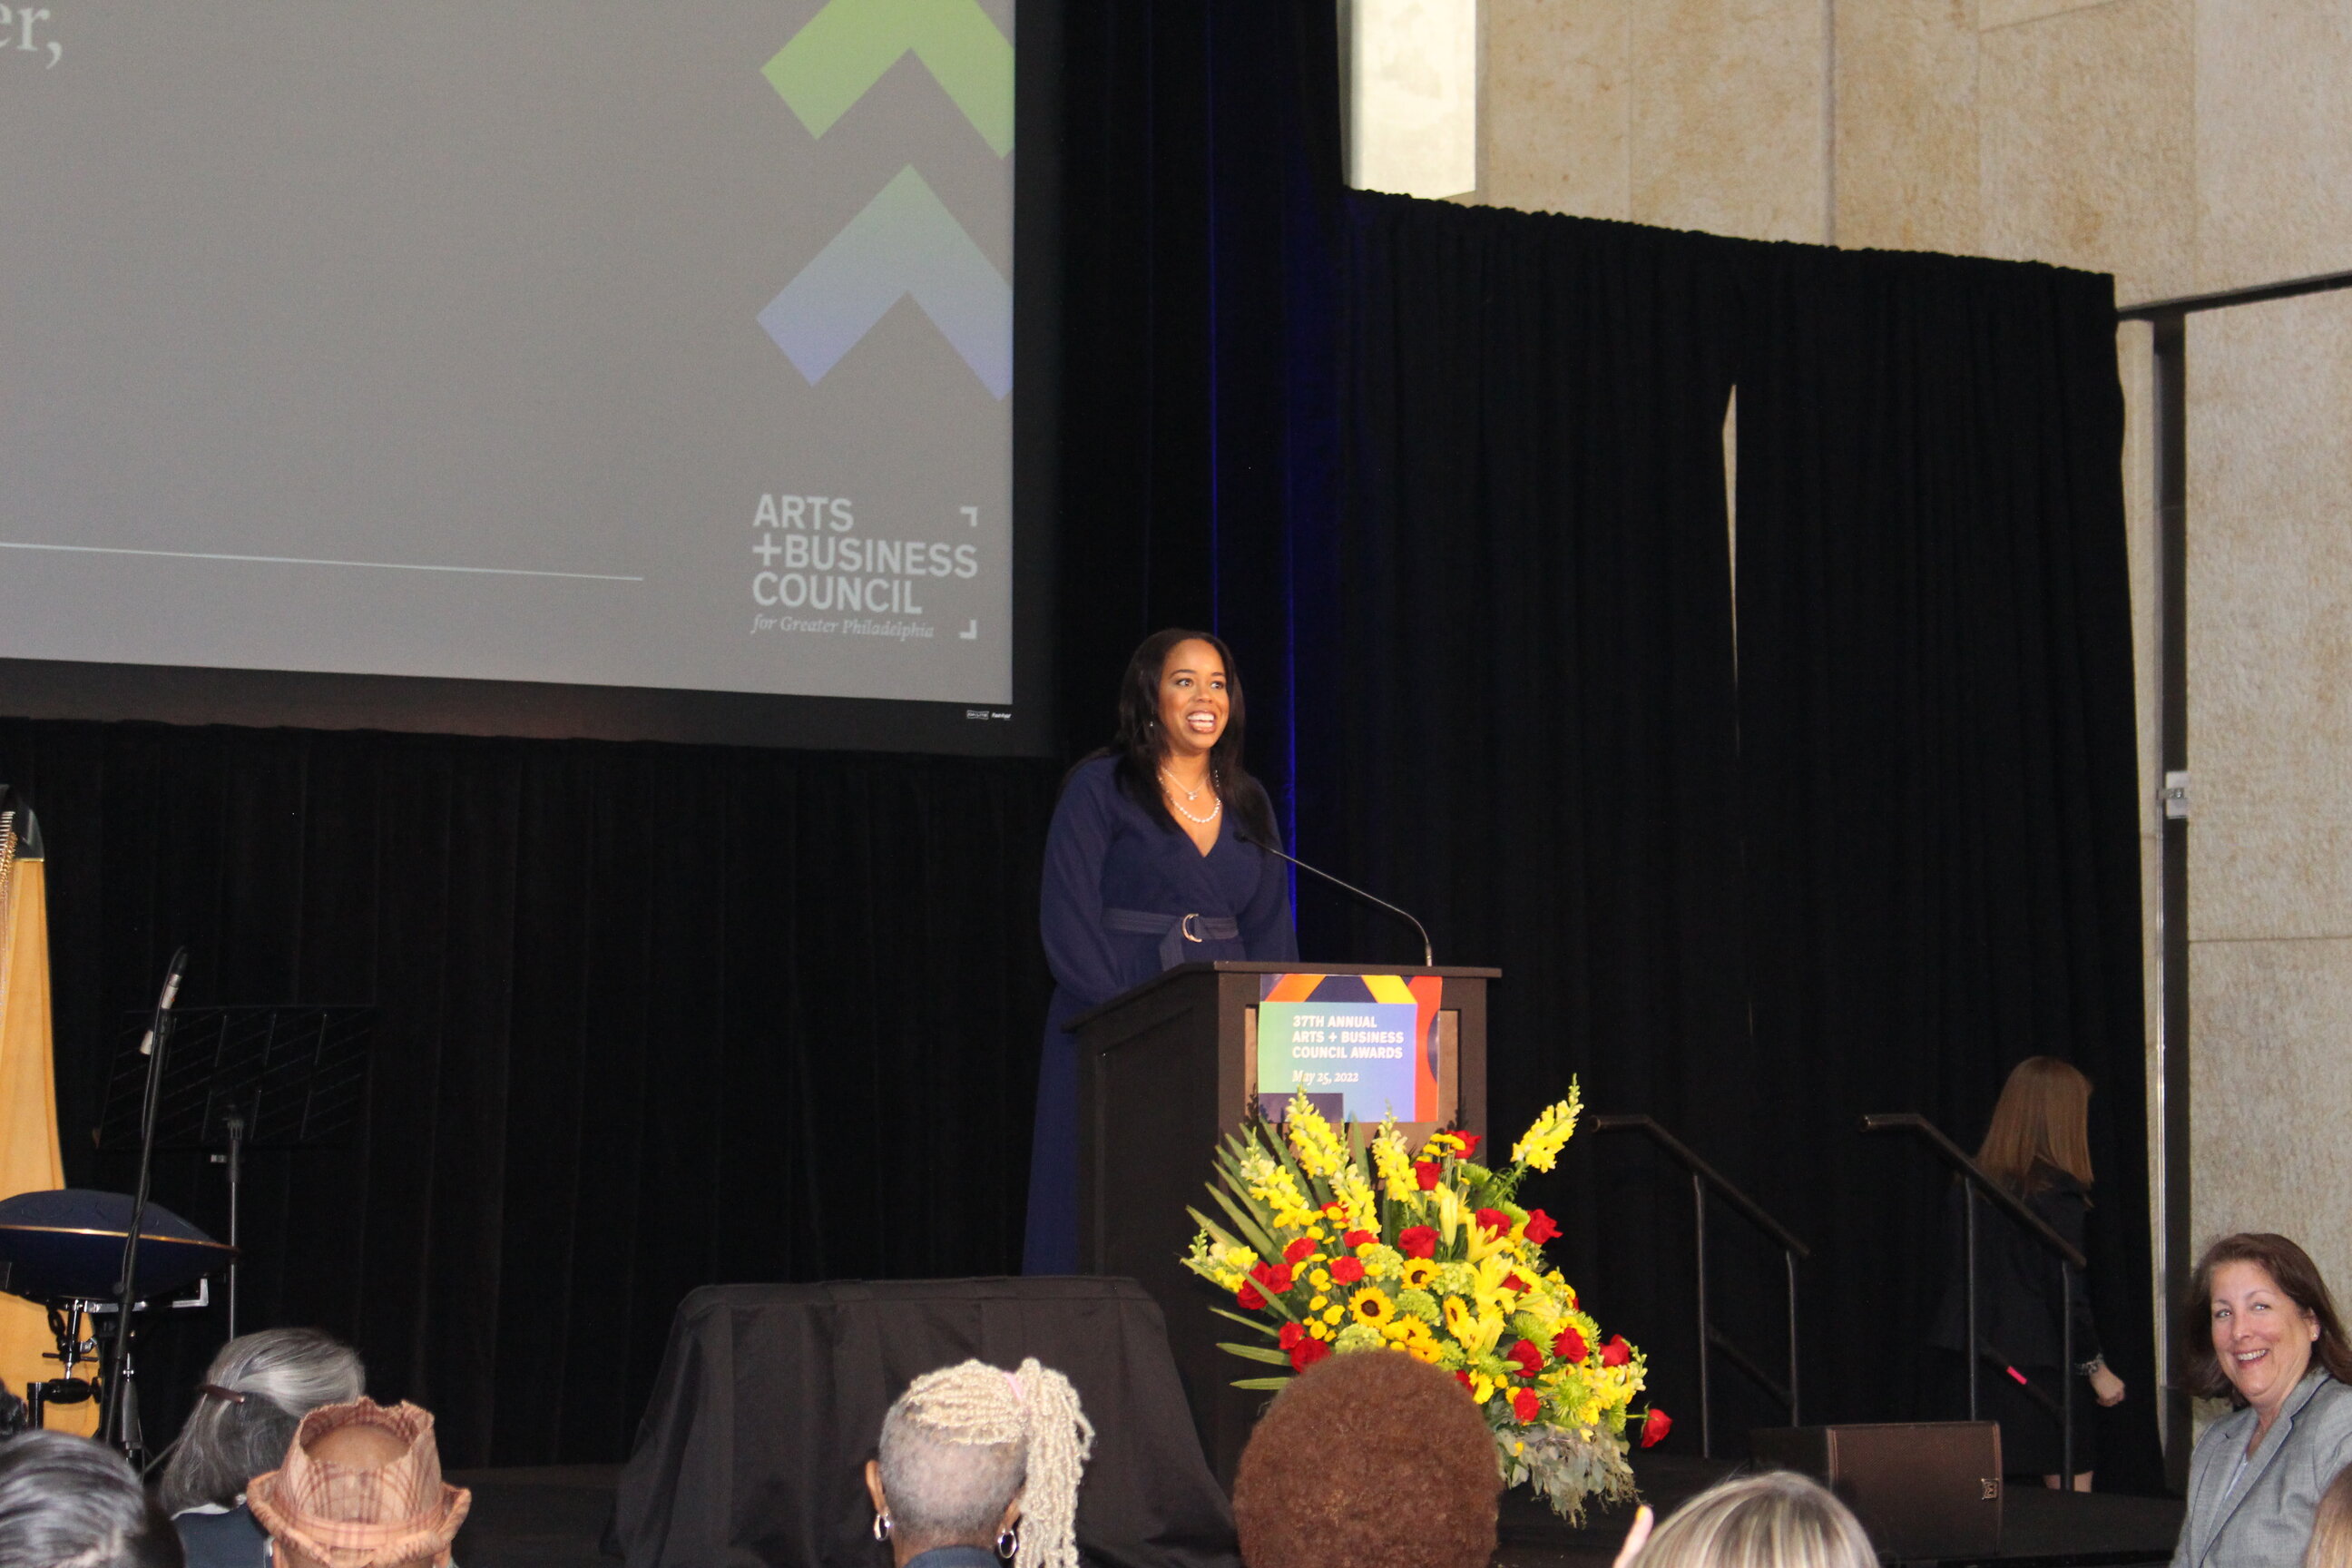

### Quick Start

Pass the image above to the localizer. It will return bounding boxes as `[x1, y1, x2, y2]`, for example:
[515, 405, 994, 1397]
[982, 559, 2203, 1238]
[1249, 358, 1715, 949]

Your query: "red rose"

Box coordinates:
[1475, 1207, 1512, 1239]
[1289, 1338, 1332, 1373]
[1522, 1209, 1560, 1246]
[1283, 1237, 1317, 1264]
[1454, 1370, 1475, 1393]
[1601, 1335, 1632, 1367]
[1236, 1281, 1266, 1310]
[1250, 1261, 1296, 1295]
[1505, 1338, 1543, 1377]
[1414, 1161, 1442, 1191]
[1504, 1272, 1532, 1294]
[1279, 1323, 1306, 1349]
[1329, 1257, 1366, 1285]
[1553, 1326, 1588, 1362]
[1397, 1226, 1439, 1259]
[1457, 1132, 1482, 1158]
[1641, 1407, 1672, 1447]
[1511, 1387, 1542, 1423]
[1344, 1230, 1376, 1249]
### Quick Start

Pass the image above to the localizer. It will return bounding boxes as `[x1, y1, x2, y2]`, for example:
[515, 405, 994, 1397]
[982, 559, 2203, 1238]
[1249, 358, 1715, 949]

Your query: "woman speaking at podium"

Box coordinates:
[1024, 629, 1298, 1273]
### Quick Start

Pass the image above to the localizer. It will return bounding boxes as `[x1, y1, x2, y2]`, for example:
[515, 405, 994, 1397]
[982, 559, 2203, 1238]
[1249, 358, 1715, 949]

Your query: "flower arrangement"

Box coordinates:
[1181, 1083, 1668, 1521]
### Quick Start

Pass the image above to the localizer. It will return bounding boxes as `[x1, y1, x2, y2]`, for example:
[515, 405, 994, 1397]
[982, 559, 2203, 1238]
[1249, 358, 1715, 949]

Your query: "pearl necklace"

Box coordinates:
[1161, 766, 1221, 825]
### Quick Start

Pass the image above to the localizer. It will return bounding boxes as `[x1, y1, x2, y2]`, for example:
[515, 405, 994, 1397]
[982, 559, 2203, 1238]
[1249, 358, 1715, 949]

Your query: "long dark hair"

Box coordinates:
[2180, 1232, 2352, 1403]
[1084, 628, 1279, 846]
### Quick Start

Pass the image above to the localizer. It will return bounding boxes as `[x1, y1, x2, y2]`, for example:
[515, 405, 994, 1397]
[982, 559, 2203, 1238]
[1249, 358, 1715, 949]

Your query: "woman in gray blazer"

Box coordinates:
[2173, 1234, 2352, 1568]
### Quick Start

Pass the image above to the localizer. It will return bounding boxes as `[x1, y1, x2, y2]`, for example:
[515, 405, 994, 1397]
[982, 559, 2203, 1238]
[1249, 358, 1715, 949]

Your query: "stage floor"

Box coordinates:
[447, 1466, 624, 1568]
[447, 1455, 2183, 1568]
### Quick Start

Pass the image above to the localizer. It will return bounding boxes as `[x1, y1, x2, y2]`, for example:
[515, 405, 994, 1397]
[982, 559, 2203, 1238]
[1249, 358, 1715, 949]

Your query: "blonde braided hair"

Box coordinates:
[878, 1358, 1094, 1568]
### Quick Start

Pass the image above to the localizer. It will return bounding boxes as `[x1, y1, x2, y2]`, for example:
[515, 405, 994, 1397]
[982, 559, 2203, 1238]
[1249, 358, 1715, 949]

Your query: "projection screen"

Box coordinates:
[0, 0, 1045, 752]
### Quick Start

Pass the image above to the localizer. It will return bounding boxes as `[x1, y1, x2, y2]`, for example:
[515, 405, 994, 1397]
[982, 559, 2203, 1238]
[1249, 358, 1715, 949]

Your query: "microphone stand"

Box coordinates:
[103, 946, 187, 1455]
[1240, 835, 1435, 967]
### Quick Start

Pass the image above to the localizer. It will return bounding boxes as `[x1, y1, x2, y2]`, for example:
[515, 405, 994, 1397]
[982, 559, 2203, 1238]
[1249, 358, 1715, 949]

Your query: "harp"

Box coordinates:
[0, 800, 18, 998]
[0, 793, 86, 1431]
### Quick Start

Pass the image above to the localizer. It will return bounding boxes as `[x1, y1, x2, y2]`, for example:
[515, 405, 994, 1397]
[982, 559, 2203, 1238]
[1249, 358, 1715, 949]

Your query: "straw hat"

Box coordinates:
[247, 1398, 471, 1568]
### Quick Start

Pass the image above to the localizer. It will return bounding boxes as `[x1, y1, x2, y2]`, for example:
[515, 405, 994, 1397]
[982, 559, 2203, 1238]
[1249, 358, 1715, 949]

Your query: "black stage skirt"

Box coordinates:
[1930, 1350, 2099, 1477]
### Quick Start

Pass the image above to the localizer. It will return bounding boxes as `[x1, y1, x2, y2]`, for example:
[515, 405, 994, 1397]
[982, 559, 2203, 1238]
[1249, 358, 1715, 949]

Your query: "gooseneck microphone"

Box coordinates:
[1238, 833, 1435, 968]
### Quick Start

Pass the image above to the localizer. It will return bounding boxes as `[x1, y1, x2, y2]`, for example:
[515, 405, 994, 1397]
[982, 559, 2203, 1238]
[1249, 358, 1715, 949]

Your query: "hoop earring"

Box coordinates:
[995, 1526, 1019, 1561]
[873, 1513, 892, 1542]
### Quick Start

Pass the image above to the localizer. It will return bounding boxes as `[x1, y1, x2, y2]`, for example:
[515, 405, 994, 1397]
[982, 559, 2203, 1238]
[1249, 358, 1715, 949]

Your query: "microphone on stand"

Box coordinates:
[105, 946, 188, 1456]
[135, 950, 186, 1058]
[1238, 833, 1435, 968]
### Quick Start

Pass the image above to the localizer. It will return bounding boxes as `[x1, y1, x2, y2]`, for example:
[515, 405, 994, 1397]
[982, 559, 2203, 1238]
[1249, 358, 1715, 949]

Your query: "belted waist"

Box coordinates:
[1102, 907, 1240, 971]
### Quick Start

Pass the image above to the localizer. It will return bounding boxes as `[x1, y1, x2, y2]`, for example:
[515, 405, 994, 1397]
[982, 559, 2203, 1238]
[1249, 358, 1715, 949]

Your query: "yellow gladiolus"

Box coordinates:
[1510, 1083, 1583, 1172]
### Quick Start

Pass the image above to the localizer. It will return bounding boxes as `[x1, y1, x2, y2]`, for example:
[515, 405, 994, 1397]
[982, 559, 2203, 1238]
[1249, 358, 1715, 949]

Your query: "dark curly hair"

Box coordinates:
[1232, 1352, 1498, 1568]
[2180, 1232, 2352, 1404]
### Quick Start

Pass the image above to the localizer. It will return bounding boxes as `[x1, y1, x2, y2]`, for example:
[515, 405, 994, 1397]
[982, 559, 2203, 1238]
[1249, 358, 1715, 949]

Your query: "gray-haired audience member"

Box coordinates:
[0, 1428, 184, 1568]
[863, 1358, 1093, 1568]
[161, 1328, 367, 1568]
[1629, 1472, 1877, 1568]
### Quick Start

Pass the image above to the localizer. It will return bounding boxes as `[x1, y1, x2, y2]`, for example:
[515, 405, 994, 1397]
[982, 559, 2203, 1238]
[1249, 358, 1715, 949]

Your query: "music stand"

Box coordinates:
[97, 1006, 373, 1338]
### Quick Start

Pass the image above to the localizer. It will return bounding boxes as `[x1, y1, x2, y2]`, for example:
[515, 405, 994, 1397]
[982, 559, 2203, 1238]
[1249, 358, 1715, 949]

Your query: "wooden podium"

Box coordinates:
[1070, 961, 1498, 1482]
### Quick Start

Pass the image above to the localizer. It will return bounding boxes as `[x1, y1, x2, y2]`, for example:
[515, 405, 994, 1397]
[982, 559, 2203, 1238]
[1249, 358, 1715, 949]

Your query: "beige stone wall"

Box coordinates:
[1478, 0, 2205, 304]
[1471, 0, 2352, 1433]
[2184, 290, 2352, 1297]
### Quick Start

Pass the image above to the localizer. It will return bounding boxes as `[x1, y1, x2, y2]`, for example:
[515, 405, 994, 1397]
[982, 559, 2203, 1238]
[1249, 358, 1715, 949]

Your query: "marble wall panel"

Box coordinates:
[1481, 0, 1632, 219]
[2187, 936, 2352, 1306]
[2196, 1, 2352, 293]
[1833, 0, 1983, 252]
[2185, 293, 2352, 941]
[2118, 322, 2165, 1348]
[1978, 0, 2194, 305]
[2121, 321, 2160, 843]
[1629, 0, 1828, 242]
[1979, 0, 2123, 28]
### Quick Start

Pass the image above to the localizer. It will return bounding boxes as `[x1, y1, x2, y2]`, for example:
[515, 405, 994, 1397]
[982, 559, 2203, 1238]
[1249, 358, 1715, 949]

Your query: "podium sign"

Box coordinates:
[1250, 972, 1447, 1126]
[1071, 961, 1495, 1482]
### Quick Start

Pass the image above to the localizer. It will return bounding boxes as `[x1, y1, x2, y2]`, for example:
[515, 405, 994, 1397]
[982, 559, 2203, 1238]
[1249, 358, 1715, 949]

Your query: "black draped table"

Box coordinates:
[614, 1277, 1242, 1568]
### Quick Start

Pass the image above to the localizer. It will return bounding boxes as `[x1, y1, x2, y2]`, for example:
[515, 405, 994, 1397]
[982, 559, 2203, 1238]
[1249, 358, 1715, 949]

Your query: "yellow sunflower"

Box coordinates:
[1401, 1258, 1438, 1291]
[1349, 1287, 1396, 1327]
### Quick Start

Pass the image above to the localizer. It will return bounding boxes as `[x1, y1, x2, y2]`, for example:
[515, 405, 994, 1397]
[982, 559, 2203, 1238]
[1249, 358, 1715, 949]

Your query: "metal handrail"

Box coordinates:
[1863, 1112, 2086, 1485]
[1861, 1114, 2083, 1266]
[1599, 1116, 1814, 1257]
[1597, 1114, 1809, 1455]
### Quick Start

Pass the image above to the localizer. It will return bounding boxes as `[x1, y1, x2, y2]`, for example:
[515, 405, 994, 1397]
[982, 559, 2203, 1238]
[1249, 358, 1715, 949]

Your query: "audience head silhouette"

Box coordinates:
[246, 1398, 469, 1568]
[2306, 1464, 2352, 1568]
[0, 1429, 183, 1568]
[1632, 1471, 1877, 1568]
[1232, 1351, 1500, 1568]
[161, 1327, 367, 1514]
[865, 1358, 1094, 1568]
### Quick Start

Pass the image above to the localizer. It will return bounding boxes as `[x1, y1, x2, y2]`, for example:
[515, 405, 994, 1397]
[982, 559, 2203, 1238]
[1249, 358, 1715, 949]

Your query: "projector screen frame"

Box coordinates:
[0, 2, 1060, 760]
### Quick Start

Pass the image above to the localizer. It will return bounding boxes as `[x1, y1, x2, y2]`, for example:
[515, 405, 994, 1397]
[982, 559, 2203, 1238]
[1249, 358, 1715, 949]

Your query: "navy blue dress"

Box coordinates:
[1024, 756, 1297, 1272]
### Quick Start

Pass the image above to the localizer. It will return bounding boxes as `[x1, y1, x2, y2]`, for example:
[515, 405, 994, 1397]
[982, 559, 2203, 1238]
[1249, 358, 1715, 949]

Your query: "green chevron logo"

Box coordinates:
[764, 0, 1014, 157]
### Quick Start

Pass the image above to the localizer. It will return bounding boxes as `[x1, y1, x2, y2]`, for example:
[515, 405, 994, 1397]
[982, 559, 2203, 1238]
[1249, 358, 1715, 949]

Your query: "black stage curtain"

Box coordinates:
[1300, 194, 1758, 1453]
[1729, 249, 2155, 1485]
[1053, 0, 1341, 796]
[1305, 205, 2155, 1486]
[0, 720, 1059, 1467]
